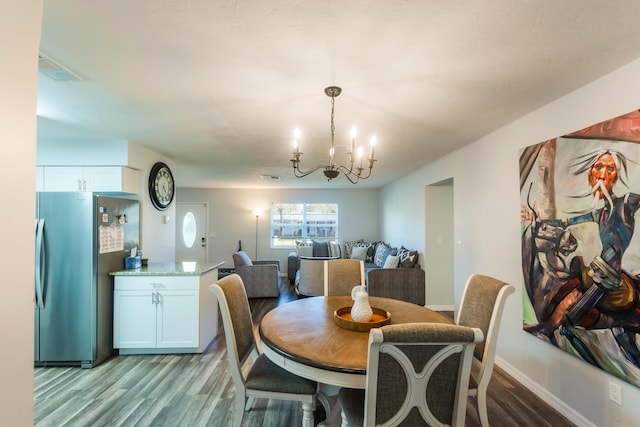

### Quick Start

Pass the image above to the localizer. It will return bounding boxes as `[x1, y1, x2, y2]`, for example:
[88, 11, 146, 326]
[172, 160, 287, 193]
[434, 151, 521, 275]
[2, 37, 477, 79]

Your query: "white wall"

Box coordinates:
[177, 188, 380, 269]
[127, 142, 176, 263]
[1, 1, 42, 424]
[380, 58, 640, 425]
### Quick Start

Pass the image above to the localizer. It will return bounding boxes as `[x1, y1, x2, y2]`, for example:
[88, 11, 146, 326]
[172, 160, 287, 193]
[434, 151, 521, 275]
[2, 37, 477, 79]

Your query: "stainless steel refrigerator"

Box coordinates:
[35, 192, 139, 368]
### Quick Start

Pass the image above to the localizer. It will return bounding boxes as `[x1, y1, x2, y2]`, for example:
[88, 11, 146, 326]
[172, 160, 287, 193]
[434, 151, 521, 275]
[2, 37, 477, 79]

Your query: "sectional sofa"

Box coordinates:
[287, 240, 425, 304]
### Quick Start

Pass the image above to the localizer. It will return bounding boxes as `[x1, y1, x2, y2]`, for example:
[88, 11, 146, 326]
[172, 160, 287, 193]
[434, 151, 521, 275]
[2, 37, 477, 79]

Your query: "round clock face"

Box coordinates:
[148, 162, 175, 211]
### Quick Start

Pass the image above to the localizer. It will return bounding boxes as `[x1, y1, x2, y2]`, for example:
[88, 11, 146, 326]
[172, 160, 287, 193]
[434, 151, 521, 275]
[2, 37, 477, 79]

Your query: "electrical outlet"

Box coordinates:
[609, 381, 623, 406]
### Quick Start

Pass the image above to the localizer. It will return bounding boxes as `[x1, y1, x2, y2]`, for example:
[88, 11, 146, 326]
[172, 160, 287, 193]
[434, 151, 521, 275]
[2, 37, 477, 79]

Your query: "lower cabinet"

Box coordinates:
[113, 271, 217, 354]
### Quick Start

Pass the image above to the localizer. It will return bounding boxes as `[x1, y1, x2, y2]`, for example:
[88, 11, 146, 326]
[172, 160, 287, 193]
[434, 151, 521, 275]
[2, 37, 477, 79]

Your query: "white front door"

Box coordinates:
[176, 203, 208, 263]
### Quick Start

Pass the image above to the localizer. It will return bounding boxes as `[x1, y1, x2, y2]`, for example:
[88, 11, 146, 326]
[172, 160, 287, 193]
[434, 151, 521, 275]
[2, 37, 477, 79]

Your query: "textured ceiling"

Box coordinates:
[37, 1, 640, 189]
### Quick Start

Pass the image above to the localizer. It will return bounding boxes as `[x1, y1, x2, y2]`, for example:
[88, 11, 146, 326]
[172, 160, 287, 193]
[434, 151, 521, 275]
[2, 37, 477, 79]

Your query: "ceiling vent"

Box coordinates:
[260, 174, 281, 181]
[38, 53, 84, 82]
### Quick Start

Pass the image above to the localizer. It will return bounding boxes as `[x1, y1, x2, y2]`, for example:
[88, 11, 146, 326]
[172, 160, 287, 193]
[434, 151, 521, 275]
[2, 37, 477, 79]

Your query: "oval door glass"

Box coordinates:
[182, 211, 197, 248]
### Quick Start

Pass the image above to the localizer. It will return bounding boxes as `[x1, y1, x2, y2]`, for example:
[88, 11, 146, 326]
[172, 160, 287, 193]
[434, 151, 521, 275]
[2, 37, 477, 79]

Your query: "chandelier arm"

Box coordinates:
[292, 162, 326, 177]
[341, 170, 360, 184]
[355, 165, 374, 180]
[336, 164, 358, 177]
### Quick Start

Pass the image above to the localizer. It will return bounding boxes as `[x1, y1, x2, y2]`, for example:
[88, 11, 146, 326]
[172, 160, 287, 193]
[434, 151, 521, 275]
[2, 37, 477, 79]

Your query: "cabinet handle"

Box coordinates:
[155, 292, 161, 305]
[151, 292, 156, 305]
[78, 179, 83, 191]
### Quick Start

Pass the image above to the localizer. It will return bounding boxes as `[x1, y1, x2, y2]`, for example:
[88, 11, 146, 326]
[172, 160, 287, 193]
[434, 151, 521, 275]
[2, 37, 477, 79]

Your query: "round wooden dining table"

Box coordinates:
[259, 295, 452, 389]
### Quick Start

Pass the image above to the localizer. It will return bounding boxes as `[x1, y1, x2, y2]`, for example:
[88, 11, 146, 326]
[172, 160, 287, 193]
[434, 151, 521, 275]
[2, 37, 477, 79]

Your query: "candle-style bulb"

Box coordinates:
[369, 135, 376, 160]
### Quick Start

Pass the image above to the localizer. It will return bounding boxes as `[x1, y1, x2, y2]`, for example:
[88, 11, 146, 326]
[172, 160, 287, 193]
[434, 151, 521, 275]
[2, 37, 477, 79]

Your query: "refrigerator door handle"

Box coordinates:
[35, 219, 45, 309]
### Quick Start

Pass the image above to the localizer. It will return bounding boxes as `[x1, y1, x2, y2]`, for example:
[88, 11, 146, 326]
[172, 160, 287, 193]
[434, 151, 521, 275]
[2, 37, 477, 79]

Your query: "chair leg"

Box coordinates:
[234, 394, 246, 427]
[476, 391, 490, 427]
[301, 402, 315, 427]
[245, 396, 255, 411]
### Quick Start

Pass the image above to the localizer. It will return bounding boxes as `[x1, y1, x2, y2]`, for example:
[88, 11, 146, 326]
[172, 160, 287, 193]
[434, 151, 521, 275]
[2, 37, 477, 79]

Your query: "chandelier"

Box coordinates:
[290, 86, 377, 184]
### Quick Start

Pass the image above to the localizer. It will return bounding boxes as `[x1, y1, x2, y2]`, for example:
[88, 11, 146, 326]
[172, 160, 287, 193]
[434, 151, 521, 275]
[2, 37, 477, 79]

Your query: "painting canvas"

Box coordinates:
[520, 109, 640, 388]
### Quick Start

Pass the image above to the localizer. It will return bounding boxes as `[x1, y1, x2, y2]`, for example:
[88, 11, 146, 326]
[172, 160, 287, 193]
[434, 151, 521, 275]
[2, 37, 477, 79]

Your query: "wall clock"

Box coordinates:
[148, 162, 175, 211]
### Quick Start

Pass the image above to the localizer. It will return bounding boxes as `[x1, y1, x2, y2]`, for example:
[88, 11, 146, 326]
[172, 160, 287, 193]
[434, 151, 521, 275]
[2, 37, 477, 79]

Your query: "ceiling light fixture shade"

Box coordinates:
[290, 86, 377, 184]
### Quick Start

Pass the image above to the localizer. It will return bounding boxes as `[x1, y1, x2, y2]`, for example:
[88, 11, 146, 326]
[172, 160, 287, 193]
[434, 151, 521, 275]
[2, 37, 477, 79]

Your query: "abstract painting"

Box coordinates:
[520, 109, 640, 388]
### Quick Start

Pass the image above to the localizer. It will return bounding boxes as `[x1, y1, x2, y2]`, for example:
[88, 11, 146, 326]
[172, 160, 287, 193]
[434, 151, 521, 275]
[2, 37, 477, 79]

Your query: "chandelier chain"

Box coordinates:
[330, 94, 336, 157]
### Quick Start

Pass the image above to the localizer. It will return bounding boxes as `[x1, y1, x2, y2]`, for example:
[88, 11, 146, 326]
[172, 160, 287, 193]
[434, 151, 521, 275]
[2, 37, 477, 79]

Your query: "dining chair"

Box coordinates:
[296, 256, 329, 296]
[324, 259, 365, 296]
[209, 274, 318, 427]
[367, 268, 426, 305]
[339, 322, 483, 427]
[456, 273, 515, 427]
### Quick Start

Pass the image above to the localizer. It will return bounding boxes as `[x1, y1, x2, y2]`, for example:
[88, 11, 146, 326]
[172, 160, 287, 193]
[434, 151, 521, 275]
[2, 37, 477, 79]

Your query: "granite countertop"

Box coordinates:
[110, 261, 225, 276]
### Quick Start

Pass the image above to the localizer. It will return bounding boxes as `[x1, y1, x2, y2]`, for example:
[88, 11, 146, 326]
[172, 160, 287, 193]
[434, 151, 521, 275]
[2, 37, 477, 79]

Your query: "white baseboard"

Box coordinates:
[426, 304, 455, 311]
[495, 356, 594, 427]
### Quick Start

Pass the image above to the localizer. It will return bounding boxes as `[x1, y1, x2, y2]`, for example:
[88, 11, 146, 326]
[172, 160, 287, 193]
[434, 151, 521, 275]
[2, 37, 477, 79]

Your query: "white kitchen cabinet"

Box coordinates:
[113, 268, 218, 354]
[42, 166, 140, 193]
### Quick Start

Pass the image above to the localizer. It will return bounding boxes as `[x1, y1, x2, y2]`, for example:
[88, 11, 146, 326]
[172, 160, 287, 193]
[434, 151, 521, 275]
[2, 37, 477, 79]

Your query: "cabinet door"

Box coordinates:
[114, 290, 157, 348]
[84, 167, 121, 192]
[84, 166, 139, 193]
[156, 290, 199, 348]
[43, 167, 84, 191]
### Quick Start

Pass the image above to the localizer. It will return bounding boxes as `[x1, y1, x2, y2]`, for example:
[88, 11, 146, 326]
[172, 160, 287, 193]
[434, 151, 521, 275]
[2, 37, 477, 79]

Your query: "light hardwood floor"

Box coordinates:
[35, 280, 576, 426]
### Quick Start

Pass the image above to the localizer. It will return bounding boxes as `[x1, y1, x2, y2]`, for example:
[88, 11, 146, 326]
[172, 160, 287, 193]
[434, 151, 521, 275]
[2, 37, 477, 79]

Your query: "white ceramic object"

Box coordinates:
[351, 290, 373, 322]
[351, 285, 366, 300]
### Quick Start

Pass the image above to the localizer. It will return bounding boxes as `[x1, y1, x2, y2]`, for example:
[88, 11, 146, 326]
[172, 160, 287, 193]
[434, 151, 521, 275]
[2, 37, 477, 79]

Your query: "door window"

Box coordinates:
[182, 211, 197, 248]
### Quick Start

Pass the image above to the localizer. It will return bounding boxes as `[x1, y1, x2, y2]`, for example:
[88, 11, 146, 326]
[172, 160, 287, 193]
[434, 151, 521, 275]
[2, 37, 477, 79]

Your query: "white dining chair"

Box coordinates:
[210, 274, 318, 427]
[339, 322, 483, 426]
[323, 258, 365, 296]
[456, 273, 515, 427]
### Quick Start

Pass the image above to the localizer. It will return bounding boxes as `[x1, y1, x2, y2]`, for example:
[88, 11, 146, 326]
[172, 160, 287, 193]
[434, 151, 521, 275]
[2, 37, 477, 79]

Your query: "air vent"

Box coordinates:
[38, 53, 84, 82]
[260, 175, 281, 181]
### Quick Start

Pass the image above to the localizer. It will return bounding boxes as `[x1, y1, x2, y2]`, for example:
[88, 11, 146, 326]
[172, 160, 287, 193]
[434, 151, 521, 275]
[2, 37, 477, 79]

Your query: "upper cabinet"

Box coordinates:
[39, 166, 140, 194]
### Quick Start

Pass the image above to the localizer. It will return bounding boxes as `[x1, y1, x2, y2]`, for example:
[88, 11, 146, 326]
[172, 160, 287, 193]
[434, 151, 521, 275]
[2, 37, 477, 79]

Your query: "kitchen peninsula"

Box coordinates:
[110, 261, 223, 355]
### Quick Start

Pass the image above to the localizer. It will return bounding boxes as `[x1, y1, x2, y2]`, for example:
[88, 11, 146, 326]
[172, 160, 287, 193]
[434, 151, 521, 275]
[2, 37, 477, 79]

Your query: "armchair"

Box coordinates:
[232, 250, 280, 298]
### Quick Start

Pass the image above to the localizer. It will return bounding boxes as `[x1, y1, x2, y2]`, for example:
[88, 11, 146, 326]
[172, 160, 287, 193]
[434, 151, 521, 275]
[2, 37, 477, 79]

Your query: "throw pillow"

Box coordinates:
[297, 245, 313, 258]
[350, 246, 368, 261]
[328, 241, 342, 258]
[353, 242, 374, 263]
[383, 255, 400, 268]
[313, 241, 330, 257]
[374, 242, 390, 267]
[366, 245, 376, 263]
[342, 240, 364, 259]
[397, 246, 419, 268]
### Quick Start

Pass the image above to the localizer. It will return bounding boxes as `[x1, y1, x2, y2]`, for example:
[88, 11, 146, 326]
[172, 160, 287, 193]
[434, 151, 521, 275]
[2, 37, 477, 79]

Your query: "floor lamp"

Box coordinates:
[253, 210, 261, 259]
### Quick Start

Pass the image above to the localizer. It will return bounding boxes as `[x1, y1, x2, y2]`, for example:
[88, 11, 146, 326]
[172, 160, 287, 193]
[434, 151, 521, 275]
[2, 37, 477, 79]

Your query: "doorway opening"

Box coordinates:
[425, 178, 454, 311]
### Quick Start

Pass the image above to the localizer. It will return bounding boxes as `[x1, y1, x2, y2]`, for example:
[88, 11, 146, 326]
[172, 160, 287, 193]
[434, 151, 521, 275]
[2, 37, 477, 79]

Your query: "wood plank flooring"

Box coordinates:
[35, 280, 576, 426]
